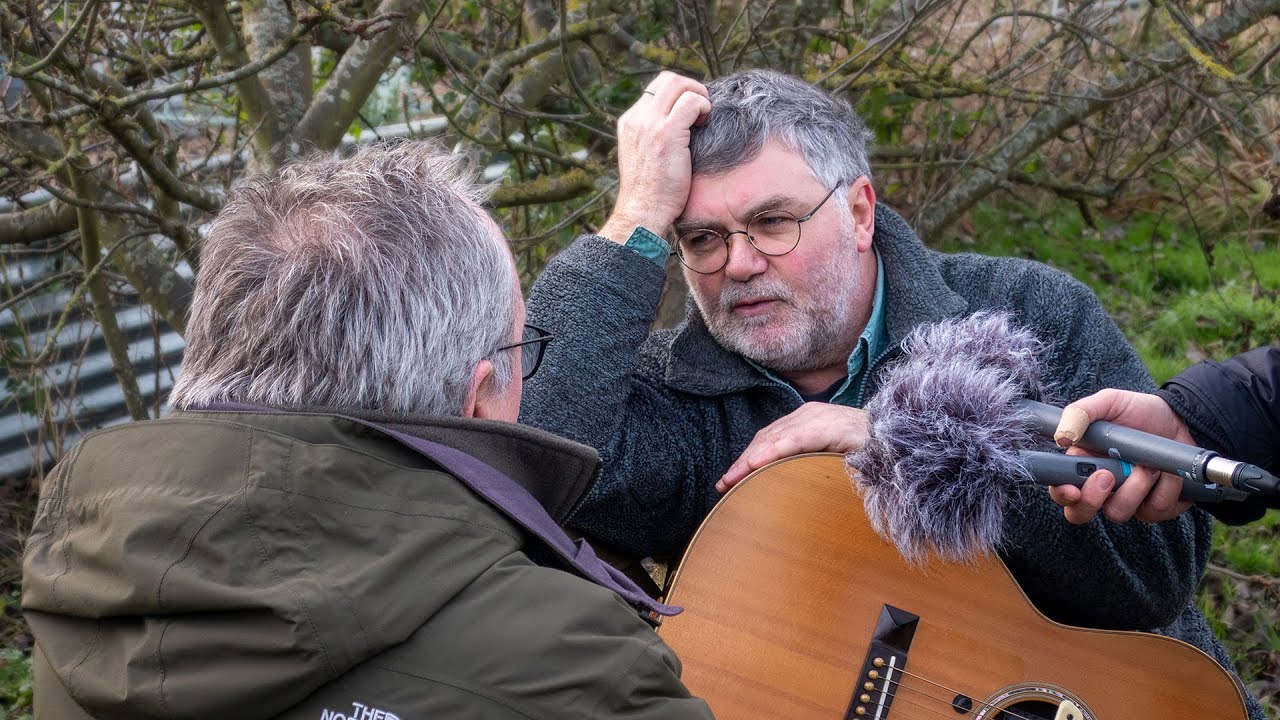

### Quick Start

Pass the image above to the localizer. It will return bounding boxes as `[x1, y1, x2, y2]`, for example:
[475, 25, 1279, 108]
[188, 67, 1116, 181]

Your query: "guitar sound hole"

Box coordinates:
[995, 700, 1060, 720]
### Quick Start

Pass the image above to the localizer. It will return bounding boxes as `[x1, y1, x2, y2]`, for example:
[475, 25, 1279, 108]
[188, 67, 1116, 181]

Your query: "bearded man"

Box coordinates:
[520, 69, 1264, 720]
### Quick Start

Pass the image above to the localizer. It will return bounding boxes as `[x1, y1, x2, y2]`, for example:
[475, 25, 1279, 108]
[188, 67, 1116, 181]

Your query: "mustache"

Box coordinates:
[717, 277, 794, 312]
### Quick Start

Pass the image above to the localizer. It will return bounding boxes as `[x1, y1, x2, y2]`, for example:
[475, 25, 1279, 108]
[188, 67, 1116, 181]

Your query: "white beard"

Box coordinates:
[693, 222, 862, 373]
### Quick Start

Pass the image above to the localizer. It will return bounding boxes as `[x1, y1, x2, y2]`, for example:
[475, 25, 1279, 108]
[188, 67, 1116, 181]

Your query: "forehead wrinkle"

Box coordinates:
[676, 190, 808, 233]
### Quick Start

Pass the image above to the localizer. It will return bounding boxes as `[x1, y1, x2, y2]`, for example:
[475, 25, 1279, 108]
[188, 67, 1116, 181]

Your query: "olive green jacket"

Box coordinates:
[22, 410, 711, 719]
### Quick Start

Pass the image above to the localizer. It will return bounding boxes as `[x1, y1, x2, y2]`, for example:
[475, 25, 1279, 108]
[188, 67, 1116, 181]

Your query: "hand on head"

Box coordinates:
[599, 72, 712, 244]
[717, 402, 870, 493]
[1049, 389, 1195, 524]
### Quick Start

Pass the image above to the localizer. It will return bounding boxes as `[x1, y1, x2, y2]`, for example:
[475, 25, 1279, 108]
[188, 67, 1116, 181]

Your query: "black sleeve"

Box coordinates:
[1155, 347, 1280, 525]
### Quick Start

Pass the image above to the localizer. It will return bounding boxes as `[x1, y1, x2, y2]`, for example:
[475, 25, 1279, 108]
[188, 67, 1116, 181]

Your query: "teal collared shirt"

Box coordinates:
[748, 251, 886, 406]
[623, 226, 888, 407]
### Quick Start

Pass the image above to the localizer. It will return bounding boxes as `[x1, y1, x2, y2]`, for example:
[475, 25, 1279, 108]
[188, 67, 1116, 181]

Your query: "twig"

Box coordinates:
[1208, 563, 1280, 592]
[296, 0, 407, 40]
[8, 0, 102, 78]
[33, 17, 319, 126]
[0, 269, 79, 315]
[558, 1, 615, 126]
[507, 179, 617, 244]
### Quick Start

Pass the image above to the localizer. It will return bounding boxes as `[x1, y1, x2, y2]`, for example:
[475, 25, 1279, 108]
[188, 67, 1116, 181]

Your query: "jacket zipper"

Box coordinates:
[853, 344, 901, 408]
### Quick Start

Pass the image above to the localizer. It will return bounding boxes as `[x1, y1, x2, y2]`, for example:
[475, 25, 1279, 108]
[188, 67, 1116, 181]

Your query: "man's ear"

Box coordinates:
[847, 177, 877, 253]
[461, 359, 494, 418]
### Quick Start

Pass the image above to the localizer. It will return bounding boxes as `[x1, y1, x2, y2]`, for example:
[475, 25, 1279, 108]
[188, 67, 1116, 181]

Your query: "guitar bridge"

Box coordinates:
[848, 605, 919, 719]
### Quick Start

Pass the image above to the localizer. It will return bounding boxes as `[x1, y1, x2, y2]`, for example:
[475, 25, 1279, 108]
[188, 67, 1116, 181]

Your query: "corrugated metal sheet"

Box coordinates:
[1, 253, 190, 479]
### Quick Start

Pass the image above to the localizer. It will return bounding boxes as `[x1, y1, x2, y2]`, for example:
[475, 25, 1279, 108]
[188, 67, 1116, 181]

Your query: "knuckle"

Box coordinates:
[1102, 505, 1129, 523]
[1146, 494, 1170, 513]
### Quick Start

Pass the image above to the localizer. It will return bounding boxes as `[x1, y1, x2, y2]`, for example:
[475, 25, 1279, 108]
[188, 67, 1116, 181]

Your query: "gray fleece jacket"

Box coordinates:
[523, 203, 1264, 719]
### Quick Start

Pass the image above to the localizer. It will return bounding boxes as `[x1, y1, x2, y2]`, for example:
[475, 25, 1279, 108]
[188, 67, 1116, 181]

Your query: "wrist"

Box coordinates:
[600, 213, 661, 245]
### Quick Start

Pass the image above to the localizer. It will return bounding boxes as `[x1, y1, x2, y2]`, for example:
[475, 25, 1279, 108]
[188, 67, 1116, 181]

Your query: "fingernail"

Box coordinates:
[1054, 431, 1078, 448]
[1097, 472, 1114, 491]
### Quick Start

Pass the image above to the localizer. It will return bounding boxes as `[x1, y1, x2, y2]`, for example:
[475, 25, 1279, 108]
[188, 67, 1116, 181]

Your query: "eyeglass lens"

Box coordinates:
[677, 212, 801, 274]
[520, 329, 540, 379]
[518, 325, 551, 380]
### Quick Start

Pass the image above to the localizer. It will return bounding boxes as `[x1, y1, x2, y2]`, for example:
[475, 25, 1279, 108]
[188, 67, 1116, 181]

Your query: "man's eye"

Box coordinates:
[681, 232, 720, 253]
[752, 214, 792, 230]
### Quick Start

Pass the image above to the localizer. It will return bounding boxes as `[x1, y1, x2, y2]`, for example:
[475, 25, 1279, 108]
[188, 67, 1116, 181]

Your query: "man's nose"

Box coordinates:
[722, 232, 768, 281]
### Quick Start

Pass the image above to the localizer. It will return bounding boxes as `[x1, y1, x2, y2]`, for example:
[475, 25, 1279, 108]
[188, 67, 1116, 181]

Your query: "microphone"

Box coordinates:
[1019, 400, 1279, 496]
[1019, 450, 1134, 489]
[847, 312, 1259, 563]
[848, 312, 1047, 562]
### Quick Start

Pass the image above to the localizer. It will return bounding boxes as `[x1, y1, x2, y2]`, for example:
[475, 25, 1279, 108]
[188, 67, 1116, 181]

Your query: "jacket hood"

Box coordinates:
[22, 411, 594, 719]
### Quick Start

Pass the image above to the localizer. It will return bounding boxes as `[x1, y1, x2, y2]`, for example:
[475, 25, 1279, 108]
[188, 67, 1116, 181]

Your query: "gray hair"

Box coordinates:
[170, 140, 517, 416]
[690, 69, 874, 188]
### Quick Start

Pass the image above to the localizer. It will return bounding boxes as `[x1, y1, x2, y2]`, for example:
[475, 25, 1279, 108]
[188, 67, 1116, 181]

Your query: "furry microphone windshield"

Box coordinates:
[848, 311, 1050, 564]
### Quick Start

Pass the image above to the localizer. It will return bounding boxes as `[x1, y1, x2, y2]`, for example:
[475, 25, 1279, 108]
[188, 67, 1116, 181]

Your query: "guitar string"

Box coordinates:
[864, 669, 1048, 720]
[891, 671, 1050, 720]
[864, 685, 997, 720]
[871, 682, 1047, 720]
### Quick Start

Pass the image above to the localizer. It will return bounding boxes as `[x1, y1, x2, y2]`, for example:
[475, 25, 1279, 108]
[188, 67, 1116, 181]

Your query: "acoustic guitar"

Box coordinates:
[657, 453, 1248, 720]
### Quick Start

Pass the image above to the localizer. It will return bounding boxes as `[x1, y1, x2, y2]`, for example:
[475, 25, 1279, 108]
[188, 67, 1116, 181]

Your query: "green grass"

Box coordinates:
[0, 647, 32, 720]
[1, 495, 33, 720]
[1201, 514, 1280, 718]
[938, 200, 1280, 382]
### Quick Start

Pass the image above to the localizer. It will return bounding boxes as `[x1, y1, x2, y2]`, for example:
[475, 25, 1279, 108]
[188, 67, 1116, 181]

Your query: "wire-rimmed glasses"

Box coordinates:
[674, 184, 844, 275]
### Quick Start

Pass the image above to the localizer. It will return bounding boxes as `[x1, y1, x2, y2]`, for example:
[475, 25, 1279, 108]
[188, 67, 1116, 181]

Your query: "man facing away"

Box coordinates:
[521, 69, 1264, 719]
[21, 141, 712, 719]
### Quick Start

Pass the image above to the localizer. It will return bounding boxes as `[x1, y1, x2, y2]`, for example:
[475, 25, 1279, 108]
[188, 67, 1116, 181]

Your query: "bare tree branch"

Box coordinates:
[453, 14, 622, 133]
[8, 0, 101, 78]
[34, 14, 313, 128]
[490, 168, 595, 208]
[916, 0, 1280, 238]
[188, 0, 280, 157]
[0, 200, 77, 245]
[293, 0, 421, 149]
[69, 160, 149, 421]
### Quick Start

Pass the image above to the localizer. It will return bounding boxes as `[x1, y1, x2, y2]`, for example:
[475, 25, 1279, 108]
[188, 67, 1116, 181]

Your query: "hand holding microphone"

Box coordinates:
[1043, 388, 1277, 523]
[1046, 390, 1198, 523]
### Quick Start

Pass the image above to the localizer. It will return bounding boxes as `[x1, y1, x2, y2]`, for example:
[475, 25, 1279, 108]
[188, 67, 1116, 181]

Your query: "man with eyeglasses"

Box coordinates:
[522, 69, 1263, 719]
[22, 141, 712, 719]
